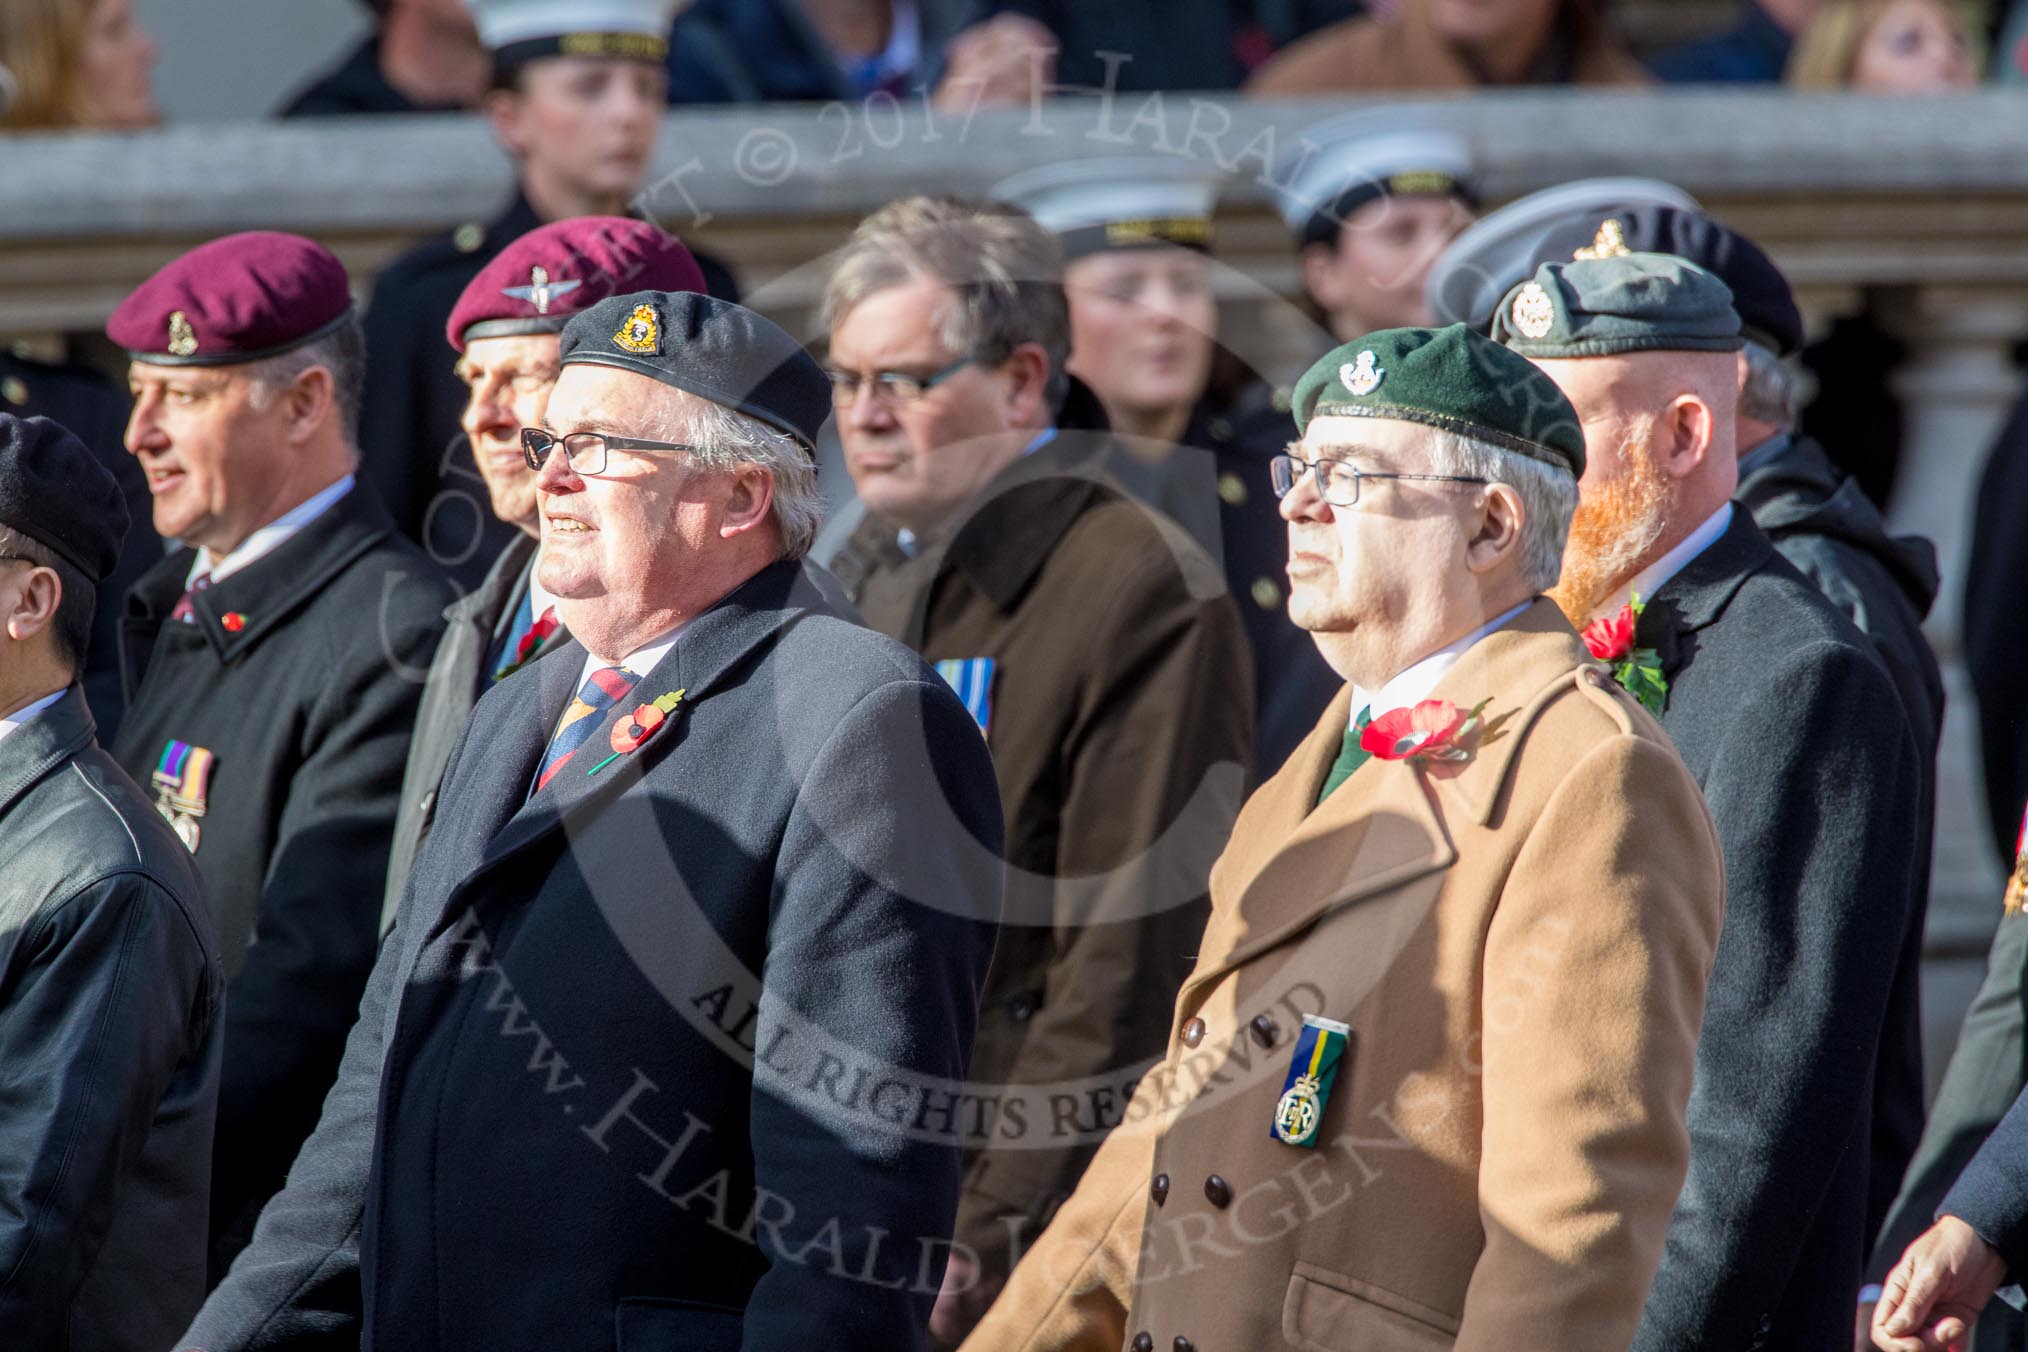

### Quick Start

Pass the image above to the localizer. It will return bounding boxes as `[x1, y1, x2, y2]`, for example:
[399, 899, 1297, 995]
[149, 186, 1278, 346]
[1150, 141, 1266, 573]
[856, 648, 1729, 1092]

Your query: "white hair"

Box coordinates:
[1424, 429, 1579, 594]
[649, 394, 825, 561]
[1739, 339, 1805, 432]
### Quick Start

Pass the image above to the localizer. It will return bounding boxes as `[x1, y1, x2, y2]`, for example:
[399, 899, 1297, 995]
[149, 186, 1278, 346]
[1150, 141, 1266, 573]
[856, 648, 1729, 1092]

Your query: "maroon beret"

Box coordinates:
[108, 232, 354, 366]
[447, 217, 708, 353]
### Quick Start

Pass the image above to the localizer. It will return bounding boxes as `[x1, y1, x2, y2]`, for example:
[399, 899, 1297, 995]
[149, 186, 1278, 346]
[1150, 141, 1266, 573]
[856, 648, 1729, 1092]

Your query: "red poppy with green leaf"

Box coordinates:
[1582, 595, 1668, 716]
[1361, 697, 1494, 764]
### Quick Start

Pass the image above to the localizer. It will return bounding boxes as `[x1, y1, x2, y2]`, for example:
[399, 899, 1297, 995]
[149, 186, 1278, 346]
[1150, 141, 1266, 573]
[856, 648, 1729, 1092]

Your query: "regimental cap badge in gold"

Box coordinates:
[613, 303, 661, 356]
[167, 311, 199, 358]
[1511, 282, 1557, 340]
[1574, 218, 1631, 261]
[1340, 349, 1384, 397]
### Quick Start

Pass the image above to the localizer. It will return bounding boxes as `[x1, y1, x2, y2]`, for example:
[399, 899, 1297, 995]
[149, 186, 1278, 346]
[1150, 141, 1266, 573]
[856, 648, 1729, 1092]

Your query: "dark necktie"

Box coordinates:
[535, 666, 639, 793]
[1316, 706, 1374, 807]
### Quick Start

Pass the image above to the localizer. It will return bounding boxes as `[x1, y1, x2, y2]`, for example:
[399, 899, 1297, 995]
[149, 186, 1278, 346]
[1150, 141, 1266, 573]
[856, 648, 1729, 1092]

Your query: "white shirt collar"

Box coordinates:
[187, 475, 355, 586]
[1350, 598, 1533, 723]
[1589, 502, 1733, 625]
[0, 688, 66, 746]
[576, 625, 683, 693]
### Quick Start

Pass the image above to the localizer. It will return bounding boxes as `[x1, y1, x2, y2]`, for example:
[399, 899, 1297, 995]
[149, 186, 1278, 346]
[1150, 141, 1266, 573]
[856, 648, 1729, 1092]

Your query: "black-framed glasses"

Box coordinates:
[1269, 453, 1488, 508]
[521, 428, 699, 477]
[822, 353, 977, 407]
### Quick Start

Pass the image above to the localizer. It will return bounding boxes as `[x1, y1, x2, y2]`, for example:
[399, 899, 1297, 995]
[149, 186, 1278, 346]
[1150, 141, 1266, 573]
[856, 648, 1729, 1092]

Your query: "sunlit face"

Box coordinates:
[1064, 247, 1216, 427]
[1527, 357, 1677, 621]
[125, 362, 292, 553]
[75, 0, 159, 130]
[457, 332, 561, 534]
[1428, 0, 1559, 47]
[830, 277, 1029, 537]
[1851, 0, 1976, 93]
[1279, 416, 1486, 675]
[533, 366, 746, 646]
[1305, 195, 1474, 341]
[496, 57, 666, 202]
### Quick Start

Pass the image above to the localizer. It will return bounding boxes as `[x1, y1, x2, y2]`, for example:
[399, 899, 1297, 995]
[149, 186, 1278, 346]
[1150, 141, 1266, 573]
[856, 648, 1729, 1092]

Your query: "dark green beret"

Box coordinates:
[1490, 251, 1743, 359]
[1292, 324, 1586, 478]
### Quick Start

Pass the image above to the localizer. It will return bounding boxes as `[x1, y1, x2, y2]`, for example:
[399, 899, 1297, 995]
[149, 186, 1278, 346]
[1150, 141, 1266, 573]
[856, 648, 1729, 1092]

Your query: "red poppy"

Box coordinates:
[610, 703, 667, 754]
[1361, 699, 1475, 762]
[222, 612, 247, 633]
[1582, 604, 1636, 662]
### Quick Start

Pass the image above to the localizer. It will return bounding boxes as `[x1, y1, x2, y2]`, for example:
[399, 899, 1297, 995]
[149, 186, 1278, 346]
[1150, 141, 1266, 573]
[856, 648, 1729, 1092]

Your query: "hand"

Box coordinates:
[1874, 1215, 2009, 1351]
[928, 1250, 1004, 1349]
[932, 15, 1058, 111]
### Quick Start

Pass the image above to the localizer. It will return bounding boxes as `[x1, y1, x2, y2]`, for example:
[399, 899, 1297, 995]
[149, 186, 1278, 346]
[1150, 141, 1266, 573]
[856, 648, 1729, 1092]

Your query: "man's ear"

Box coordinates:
[999, 342, 1052, 426]
[718, 464, 777, 540]
[2, 563, 60, 644]
[285, 366, 338, 445]
[485, 88, 526, 157]
[1660, 393, 1716, 481]
[1300, 240, 1343, 312]
[1465, 481, 1523, 575]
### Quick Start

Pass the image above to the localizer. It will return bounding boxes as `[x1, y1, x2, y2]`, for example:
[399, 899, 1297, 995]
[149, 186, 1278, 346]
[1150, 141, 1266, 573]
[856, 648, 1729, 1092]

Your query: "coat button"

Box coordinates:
[1151, 1172, 1169, 1206]
[1131, 1336, 1153, 1352]
[1007, 992, 1038, 1023]
[1180, 1017, 1206, 1048]
[1173, 1338, 1195, 1352]
[1204, 1174, 1232, 1208]
[1249, 1013, 1279, 1048]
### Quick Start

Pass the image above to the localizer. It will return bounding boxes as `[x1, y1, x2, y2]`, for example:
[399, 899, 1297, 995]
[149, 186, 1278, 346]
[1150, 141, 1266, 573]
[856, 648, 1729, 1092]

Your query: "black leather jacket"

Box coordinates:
[0, 685, 222, 1351]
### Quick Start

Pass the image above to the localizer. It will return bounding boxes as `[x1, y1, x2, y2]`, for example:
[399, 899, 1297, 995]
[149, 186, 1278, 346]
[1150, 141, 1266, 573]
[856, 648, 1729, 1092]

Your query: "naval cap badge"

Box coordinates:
[1511, 282, 1556, 340]
[1573, 218, 1631, 261]
[1340, 349, 1384, 397]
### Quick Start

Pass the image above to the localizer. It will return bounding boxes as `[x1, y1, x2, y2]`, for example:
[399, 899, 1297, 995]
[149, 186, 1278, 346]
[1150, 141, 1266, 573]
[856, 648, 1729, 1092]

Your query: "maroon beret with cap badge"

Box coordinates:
[445, 217, 708, 353]
[107, 232, 354, 366]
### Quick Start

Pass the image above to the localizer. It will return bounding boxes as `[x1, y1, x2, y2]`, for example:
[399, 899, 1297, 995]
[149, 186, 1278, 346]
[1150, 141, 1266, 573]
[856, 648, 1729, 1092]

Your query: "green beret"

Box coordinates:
[1490, 251, 1743, 359]
[1292, 324, 1586, 478]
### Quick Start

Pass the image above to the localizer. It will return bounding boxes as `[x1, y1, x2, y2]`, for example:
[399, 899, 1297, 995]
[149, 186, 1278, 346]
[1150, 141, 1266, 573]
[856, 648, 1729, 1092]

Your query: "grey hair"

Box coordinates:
[1423, 429, 1579, 594]
[644, 393, 825, 562]
[245, 314, 367, 446]
[1739, 339, 1803, 433]
[818, 195, 1071, 413]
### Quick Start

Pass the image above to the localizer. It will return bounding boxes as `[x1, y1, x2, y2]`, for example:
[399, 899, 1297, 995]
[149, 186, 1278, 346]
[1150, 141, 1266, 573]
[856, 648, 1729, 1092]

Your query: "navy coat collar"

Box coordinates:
[0, 685, 91, 820]
[1636, 507, 1780, 680]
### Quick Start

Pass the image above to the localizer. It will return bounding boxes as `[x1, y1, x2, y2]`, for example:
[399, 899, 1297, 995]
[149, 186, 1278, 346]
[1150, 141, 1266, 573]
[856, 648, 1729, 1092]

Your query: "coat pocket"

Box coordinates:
[1282, 1261, 1459, 1352]
[614, 1296, 744, 1352]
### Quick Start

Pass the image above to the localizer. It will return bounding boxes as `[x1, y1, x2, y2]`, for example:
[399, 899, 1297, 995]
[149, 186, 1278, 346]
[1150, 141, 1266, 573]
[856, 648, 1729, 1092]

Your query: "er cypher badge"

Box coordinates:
[1271, 1013, 1353, 1149]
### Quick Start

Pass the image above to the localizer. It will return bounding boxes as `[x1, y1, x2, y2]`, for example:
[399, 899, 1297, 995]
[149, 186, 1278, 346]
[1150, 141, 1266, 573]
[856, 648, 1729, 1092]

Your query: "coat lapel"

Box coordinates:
[0, 685, 92, 818]
[1638, 509, 1777, 682]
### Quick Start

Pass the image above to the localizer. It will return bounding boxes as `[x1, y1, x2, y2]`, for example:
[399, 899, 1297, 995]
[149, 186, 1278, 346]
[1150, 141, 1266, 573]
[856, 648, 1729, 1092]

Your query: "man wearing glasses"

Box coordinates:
[965, 323, 1723, 1352]
[378, 215, 707, 923]
[183, 289, 1004, 1352]
[821, 195, 1253, 1345]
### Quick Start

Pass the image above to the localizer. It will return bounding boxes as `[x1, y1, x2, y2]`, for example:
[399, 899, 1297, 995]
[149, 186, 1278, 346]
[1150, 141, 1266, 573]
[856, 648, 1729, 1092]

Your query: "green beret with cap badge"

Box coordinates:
[1490, 251, 1743, 359]
[1291, 323, 1586, 478]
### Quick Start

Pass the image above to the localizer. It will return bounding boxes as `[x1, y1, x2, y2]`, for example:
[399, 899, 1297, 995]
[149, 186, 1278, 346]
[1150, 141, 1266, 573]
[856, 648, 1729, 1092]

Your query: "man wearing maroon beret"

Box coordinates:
[105, 231, 457, 1279]
[378, 215, 706, 918]
[357, 0, 740, 593]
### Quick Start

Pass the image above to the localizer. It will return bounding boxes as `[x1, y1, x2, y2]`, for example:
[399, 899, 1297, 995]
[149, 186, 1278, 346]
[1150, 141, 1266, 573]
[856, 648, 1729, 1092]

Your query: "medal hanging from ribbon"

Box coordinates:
[1271, 1014, 1354, 1149]
[151, 739, 216, 854]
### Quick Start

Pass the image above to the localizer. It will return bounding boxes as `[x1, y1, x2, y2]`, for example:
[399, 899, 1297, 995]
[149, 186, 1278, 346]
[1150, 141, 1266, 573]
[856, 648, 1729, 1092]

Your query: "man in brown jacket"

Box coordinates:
[822, 196, 1254, 1344]
[961, 324, 1724, 1352]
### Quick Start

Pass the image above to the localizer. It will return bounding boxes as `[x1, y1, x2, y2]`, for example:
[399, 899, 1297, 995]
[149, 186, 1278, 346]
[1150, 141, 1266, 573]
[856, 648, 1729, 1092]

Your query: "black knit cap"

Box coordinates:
[558, 291, 831, 455]
[0, 413, 129, 581]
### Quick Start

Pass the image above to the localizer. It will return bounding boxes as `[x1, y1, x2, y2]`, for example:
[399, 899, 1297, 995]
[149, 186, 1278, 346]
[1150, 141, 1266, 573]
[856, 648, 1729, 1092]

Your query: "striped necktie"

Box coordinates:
[1316, 706, 1374, 808]
[495, 604, 560, 682]
[170, 572, 212, 623]
[535, 666, 639, 793]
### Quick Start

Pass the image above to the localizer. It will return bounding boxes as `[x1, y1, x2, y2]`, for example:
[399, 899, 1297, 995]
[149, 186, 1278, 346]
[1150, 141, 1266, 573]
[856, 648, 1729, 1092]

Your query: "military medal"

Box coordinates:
[2005, 800, 2028, 917]
[151, 739, 216, 853]
[1271, 1014, 1353, 1149]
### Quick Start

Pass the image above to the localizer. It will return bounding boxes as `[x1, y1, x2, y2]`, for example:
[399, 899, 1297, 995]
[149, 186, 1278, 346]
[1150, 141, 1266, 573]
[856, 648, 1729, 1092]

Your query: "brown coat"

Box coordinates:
[961, 603, 1723, 1352]
[831, 413, 1256, 1290]
[1246, 0, 1650, 95]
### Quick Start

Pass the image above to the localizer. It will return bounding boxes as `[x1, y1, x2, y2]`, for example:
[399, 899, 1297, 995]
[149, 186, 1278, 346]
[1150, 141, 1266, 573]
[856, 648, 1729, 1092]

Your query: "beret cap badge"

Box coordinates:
[1574, 218, 1631, 261]
[613, 303, 661, 356]
[1511, 283, 1557, 340]
[503, 264, 581, 316]
[167, 311, 199, 359]
[1340, 350, 1384, 397]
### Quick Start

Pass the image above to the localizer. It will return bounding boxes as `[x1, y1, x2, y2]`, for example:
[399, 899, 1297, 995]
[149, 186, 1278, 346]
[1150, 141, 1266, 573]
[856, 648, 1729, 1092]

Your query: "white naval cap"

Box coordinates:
[993, 157, 1225, 260]
[1272, 111, 1478, 247]
[1425, 176, 1702, 333]
[467, 0, 687, 67]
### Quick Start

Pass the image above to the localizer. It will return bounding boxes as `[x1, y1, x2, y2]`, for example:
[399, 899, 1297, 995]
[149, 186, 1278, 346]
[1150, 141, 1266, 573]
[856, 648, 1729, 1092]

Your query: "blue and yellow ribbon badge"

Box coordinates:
[1271, 1014, 1354, 1149]
[933, 658, 996, 738]
[151, 739, 216, 854]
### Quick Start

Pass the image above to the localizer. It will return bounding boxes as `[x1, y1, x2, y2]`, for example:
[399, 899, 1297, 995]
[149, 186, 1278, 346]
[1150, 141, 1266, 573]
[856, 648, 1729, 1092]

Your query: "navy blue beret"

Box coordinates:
[0, 413, 129, 581]
[558, 291, 830, 454]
